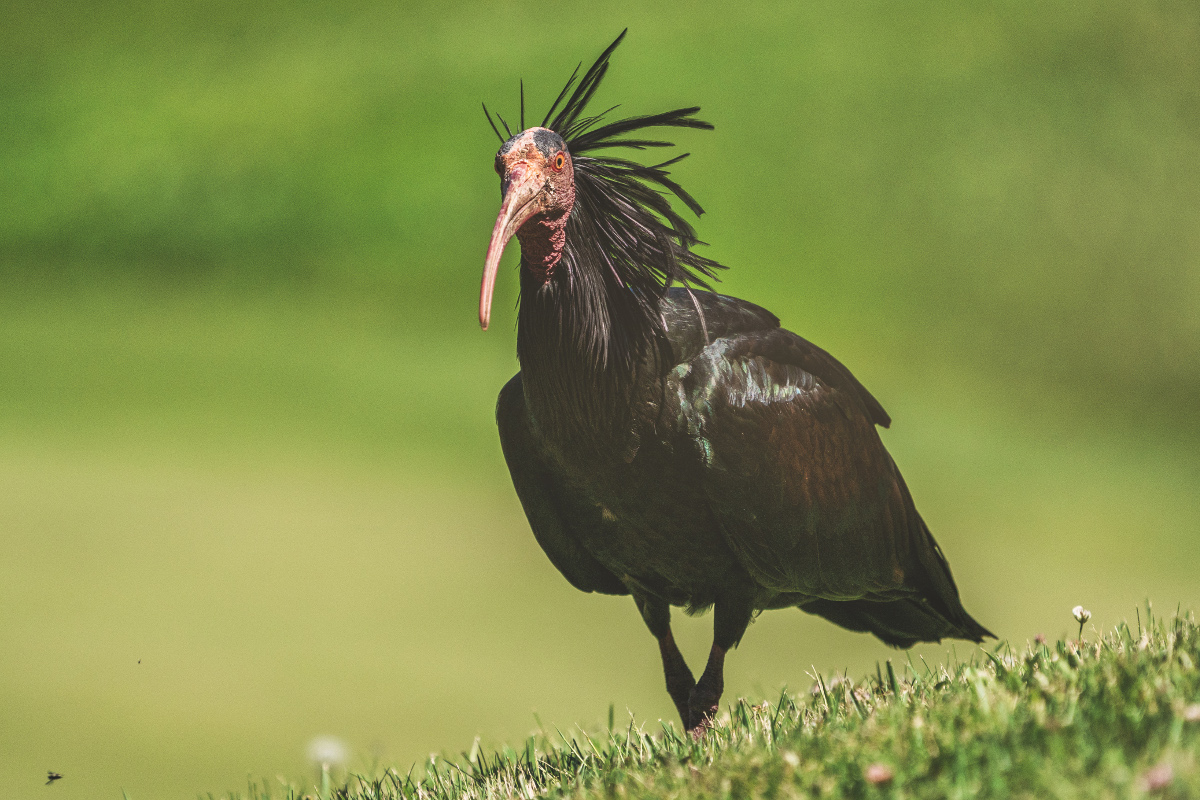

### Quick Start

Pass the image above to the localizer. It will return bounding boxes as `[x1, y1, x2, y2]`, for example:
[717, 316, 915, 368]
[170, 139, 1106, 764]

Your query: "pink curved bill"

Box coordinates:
[479, 172, 543, 330]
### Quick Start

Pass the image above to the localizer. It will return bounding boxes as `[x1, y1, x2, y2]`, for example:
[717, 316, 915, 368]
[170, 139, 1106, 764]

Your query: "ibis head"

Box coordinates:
[480, 127, 575, 330]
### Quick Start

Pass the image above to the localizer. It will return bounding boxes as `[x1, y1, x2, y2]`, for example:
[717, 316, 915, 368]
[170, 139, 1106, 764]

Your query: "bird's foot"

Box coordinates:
[686, 685, 722, 737]
[687, 717, 715, 741]
[686, 643, 726, 736]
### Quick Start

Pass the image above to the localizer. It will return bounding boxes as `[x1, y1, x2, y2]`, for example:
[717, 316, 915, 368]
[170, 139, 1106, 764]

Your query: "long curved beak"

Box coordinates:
[480, 168, 544, 330]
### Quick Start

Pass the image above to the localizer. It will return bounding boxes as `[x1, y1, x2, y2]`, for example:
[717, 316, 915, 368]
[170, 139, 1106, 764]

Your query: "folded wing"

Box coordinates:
[670, 325, 991, 644]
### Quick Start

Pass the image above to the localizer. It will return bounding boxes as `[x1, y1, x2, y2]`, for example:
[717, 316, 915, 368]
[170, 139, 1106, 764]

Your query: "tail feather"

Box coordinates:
[911, 514, 994, 641]
[800, 503, 993, 647]
[887, 459, 994, 644]
[802, 595, 987, 648]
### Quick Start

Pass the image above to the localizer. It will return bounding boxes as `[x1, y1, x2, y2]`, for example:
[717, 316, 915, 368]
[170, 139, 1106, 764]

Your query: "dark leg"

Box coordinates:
[689, 591, 755, 734]
[688, 643, 726, 732]
[659, 631, 696, 726]
[634, 594, 695, 728]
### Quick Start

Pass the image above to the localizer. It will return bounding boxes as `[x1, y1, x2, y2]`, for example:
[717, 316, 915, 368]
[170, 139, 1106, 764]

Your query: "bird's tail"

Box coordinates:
[802, 595, 979, 648]
[908, 511, 994, 643]
[801, 476, 993, 648]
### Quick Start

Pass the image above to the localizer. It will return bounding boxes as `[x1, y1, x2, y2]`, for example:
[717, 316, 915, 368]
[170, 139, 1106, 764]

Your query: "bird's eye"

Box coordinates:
[553, 152, 566, 171]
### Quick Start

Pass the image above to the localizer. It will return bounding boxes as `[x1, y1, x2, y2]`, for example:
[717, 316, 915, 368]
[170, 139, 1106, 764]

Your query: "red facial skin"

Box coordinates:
[480, 128, 575, 329]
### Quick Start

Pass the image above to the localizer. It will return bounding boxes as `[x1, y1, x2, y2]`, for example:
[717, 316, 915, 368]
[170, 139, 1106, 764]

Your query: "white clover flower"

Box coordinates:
[1072, 605, 1092, 642]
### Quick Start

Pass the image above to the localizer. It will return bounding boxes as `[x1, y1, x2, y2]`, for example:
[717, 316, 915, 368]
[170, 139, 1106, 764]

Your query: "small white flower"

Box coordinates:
[1072, 606, 1091, 624]
[307, 736, 349, 768]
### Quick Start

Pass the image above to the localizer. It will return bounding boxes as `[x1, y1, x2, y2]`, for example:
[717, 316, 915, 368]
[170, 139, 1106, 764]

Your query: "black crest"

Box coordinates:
[483, 30, 727, 309]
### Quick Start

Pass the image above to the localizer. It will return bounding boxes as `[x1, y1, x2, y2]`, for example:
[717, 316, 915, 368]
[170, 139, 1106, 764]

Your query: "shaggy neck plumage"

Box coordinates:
[516, 242, 663, 453]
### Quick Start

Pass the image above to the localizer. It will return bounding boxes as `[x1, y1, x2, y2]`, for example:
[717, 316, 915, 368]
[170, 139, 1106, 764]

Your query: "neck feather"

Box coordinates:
[516, 248, 663, 450]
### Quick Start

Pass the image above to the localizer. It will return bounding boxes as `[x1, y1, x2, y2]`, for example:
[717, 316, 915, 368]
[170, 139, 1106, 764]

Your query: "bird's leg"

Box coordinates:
[658, 631, 696, 726]
[688, 643, 726, 733]
[634, 594, 695, 728]
[688, 591, 755, 735]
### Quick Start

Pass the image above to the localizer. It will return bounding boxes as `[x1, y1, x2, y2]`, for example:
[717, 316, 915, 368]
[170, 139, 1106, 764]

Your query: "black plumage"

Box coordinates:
[479, 31, 992, 733]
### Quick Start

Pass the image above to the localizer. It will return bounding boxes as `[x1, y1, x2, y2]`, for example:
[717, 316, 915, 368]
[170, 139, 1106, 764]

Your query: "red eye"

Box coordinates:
[553, 152, 566, 171]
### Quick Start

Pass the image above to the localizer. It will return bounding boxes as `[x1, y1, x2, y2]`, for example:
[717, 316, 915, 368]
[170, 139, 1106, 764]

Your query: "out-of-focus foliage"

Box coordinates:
[3, 0, 1199, 423]
[1, 2, 1198, 799]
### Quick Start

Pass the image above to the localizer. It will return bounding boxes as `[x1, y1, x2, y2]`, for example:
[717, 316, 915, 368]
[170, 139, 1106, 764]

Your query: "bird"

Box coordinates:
[478, 31, 992, 734]
[45, 771, 63, 786]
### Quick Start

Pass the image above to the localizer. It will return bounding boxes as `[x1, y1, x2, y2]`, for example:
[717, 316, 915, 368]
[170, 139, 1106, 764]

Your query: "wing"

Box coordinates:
[659, 287, 782, 365]
[670, 327, 989, 642]
[660, 289, 890, 427]
[496, 374, 629, 596]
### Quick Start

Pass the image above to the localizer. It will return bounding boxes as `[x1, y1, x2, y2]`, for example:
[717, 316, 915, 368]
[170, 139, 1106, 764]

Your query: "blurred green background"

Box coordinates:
[3, 1, 1199, 797]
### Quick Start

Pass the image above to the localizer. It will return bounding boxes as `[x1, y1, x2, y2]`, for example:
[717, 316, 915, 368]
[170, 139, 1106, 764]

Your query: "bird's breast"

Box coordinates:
[546, 434, 743, 606]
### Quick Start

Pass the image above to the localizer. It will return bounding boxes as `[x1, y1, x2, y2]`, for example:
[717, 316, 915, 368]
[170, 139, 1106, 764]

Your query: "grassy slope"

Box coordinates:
[249, 612, 1200, 800]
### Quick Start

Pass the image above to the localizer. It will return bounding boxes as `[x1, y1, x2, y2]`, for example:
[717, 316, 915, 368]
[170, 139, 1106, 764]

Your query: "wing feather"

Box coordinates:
[496, 375, 629, 596]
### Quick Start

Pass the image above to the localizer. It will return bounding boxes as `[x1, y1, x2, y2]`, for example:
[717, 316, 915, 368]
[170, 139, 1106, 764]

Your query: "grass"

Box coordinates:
[232, 609, 1199, 800]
